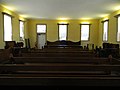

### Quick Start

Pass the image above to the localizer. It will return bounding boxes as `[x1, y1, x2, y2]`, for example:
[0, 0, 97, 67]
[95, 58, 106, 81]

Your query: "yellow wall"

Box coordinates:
[98, 9, 120, 47]
[0, 5, 28, 49]
[1, 3, 120, 49]
[27, 19, 99, 48]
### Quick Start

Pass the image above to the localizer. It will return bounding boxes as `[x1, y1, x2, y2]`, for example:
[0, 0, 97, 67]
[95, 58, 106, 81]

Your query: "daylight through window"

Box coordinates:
[81, 24, 90, 41]
[20, 21, 24, 41]
[58, 24, 68, 41]
[103, 20, 108, 42]
[4, 14, 12, 41]
[117, 16, 120, 41]
[37, 25, 46, 33]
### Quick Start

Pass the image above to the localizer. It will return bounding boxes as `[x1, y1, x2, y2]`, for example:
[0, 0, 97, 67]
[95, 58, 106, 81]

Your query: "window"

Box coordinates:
[80, 24, 90, 41]
[37, 24, 46, 33]
[3, 14, 12, 41]
[103, 20, 109, 42]
[20, 20, 24, 41]
[58, 24, 68, 41]
[117, 16, 120, 42]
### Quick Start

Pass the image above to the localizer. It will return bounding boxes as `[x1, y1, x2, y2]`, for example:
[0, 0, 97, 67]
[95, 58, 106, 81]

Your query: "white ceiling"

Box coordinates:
[0, 0, 120, 20]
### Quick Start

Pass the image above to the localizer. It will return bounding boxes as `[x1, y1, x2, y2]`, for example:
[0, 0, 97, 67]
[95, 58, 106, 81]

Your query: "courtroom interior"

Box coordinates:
[0, 0, 120, 87]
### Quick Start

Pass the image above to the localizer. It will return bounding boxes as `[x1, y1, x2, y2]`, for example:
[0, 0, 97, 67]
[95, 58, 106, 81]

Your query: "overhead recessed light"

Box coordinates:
[80, 18, 92, 20]
[98, 14, 109, 18]
[2, 5, 16, 11]
[58, 22, 68, 24]
[81, 22, 90, 24]
[114, 6, 120, 11]
[20, 14, 30, 18]
[57, 17, 70, 20]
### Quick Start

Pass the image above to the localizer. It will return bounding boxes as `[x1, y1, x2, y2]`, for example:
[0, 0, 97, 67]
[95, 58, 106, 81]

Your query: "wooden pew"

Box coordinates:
[46, 40, 81, 46]
[1, 57, 120, 86]
[0, 47, 13, 63]
[21, 51, 95, 57]
[12, 57, 110, 64]
[0, 49, 4, 52]
[24, 48, 93, 53]
[1, 75, 120, 86]
[29, 48, 93, 53]
[44, 45, 82, 49]
[112, 58, 120, 64]
[0, 63, 120, 86]
[0, 64, 120, 75]
[1, 45, 120, 86]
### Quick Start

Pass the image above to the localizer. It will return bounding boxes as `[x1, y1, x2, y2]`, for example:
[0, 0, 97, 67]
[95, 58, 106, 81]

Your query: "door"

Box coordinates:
[37, 34, 46, 49]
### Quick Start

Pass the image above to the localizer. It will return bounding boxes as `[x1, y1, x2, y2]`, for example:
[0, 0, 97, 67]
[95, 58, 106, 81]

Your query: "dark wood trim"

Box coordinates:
[114, 14, 120, 18]
[89, 25, 91, 41]
[107, 20, 109, 42]
[101, 19, 109, 23]
[67, 24, 69, 40]
[36, 23, 47, 25]
[57, 23, 69, 25]
[19, 20, 26, 22]
[2, 12, 14, 18]
[80, 24, 91, 25]
[2, 12, 4, 42]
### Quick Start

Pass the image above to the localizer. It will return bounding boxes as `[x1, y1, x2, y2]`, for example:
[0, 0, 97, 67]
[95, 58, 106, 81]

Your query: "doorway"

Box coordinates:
[37, 33, 46, 49]
[36, 24, 47, 49]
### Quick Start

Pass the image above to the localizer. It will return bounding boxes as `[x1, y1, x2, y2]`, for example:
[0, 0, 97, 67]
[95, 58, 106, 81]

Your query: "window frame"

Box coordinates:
[36, 24, 47, 34]
[19, 20, 25, 41]
[80, 24, 90, 41]
[58, 24, 69, 41]
[102, 20, 109, 42]
[116, 15, 120, 42]
[3, 13, 13, 41]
